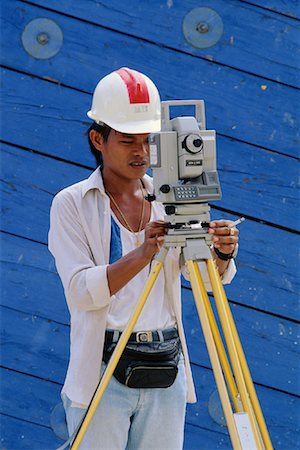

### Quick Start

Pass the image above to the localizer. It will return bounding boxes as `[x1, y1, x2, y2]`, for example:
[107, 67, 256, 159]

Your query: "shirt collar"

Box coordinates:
[81, 167, 106, 198]
[81, 167, 154, 198]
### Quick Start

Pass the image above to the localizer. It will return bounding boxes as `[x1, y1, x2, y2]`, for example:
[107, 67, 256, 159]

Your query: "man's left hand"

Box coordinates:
[209, 220, 239, 256]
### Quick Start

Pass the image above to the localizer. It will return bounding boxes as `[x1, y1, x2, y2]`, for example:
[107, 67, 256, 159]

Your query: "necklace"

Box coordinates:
[106, 181, 145, 247]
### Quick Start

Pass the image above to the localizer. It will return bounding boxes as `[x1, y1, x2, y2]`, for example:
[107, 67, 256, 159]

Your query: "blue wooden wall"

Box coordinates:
[1, 0, 299, 448]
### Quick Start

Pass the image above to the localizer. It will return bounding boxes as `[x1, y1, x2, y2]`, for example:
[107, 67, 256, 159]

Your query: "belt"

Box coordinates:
[105, 327, 178, 344]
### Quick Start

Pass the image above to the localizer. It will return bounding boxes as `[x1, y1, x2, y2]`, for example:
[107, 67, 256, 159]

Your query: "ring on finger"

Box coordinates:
[229, 227, 235, 236]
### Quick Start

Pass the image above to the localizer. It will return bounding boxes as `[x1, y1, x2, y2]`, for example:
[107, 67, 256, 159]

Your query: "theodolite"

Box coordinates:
[146, 100, 221, 248]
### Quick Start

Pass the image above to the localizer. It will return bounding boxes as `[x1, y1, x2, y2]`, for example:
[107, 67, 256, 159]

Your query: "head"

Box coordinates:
[87, 67, 161, 168]
[88, 122, 111, 167]
[89, 126, 151, 181]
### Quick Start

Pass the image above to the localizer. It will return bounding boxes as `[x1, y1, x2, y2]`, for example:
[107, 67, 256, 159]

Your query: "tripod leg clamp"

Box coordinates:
[183, 239, 211, 262]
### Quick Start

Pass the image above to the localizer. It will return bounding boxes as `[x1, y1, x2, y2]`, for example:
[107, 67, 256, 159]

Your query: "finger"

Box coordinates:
[146, 226, 167, 238]
[212, 227, 239, 238]
[146, 235, 165, 245]
[228, 227, 237, 237]
[145, 235, 165, 253]
[212, 230, 238, 242]
[209, 221, 237, 235]
[146, 221, 167, 229]
[148, 220, 167, 228]
[210, 220, 233, 228]
[213, 236, 238, 248]
[147, 230, 167, 240]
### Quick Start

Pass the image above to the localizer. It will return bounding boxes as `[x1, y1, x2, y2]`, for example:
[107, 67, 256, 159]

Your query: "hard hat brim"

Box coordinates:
[87, 111, 161, 134]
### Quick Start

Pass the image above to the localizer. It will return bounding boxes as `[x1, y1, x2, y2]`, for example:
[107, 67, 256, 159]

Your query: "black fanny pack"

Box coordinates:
[103, 329, 181, 389]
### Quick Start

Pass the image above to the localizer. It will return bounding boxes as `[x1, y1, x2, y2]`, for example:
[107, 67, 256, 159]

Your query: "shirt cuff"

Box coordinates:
[220, 259, 237, 284]
[85, 265, 111, 309]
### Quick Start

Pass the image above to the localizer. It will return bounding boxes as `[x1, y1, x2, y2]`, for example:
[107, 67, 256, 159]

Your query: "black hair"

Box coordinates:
[87, 122, 112, 167]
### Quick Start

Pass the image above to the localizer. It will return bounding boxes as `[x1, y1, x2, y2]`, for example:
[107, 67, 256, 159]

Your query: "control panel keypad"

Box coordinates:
[174, 186, 198, 200]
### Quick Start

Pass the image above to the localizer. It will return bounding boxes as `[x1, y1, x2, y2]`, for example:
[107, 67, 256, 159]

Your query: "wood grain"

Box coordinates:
[1, 113, 299, 232]
[1, 144, 299, 319]
[14, 0, 300, 87]
[1, 292, 298, 395]
[1, 0, 299, 447]
[1, 2, 299, 156]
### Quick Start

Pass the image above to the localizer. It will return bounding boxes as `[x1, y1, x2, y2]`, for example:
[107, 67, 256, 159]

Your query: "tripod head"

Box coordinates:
[148, 100, 221, 247]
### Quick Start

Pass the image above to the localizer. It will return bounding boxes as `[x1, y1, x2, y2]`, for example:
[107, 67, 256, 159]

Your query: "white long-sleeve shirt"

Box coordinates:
[106, 210, 177, 331]
[48, 168, 236, 406]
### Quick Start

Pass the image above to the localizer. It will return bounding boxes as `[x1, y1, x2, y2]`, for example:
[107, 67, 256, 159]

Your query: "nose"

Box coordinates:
[133, 141, 149, 155]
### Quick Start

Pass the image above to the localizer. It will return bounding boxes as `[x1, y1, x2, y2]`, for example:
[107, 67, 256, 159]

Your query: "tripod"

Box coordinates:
[69, 234, 273, 450]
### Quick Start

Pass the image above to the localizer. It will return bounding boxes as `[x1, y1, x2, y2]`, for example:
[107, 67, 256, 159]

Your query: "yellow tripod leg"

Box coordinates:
[193, 262, 240, 412]
[206, 259, 265, 450]
[186, 260, 242, 450]
[71, 251, 166, 450]
[207, 259, 273, 450]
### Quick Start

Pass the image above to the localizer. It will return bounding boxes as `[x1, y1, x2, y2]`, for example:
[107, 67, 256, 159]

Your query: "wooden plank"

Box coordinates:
[1, 1, 298, 448]
[2, 352, 298, 448]
[0, 69, 94, 167]
[2, 225, 299, 345]
[2, 216, 299, 324]
[1, 145, 299, 319]
[184, 423, 231, 449]
[0, 368, 62, 429]
[0, 366, 231, 448]
[0, 413, 232, 450]
[12, 0, 300, 87]
[1, 415, 63, 450]
[1, 143, 90, 244]
[1, 11, 299, 157]
[240, 0, 300, 19]
[1, 366, 232, 447]
[188, 364, 300, 450]
[183, 423, 232, 450]
[183, 211, 300, 321]
[1, 110, 299, 233]
[217, 135, 299, 230]
[1, 300, 299, 395]
[3, 409, 297, 450]
[1, 235, 69, 324]
[182, 287, 300, 395]
[1, 307, 69, 384]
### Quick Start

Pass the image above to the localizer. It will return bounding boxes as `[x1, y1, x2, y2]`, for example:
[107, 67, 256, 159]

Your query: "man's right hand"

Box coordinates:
[140, 220, 167, 261]
[107, 220, 167, 296]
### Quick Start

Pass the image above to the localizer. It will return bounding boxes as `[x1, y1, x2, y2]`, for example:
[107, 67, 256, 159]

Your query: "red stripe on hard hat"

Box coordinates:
[116, 68, 150, 104]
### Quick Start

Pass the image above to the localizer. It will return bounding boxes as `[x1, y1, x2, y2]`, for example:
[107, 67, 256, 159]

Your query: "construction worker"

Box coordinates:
[48, 67, 239, 449]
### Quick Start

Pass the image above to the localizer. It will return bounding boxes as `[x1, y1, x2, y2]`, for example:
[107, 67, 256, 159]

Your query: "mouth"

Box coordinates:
[129, 161, 147, 168]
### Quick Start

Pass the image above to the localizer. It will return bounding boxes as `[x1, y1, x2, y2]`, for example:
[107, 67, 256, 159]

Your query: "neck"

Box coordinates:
[101, 167, 143, 196]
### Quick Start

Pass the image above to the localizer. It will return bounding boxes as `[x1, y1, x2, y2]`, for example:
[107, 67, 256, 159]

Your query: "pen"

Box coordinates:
[228, 217, 246, 228]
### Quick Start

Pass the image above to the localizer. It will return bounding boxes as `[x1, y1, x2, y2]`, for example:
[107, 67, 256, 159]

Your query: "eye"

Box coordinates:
[121, 140, 134, 144]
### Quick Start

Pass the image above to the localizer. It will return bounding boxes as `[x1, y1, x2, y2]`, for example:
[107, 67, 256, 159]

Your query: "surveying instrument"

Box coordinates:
[68, 101, 273, 450]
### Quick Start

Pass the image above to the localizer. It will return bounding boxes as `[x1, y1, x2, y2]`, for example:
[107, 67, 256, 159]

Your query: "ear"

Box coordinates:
[89, 129, 104, 151]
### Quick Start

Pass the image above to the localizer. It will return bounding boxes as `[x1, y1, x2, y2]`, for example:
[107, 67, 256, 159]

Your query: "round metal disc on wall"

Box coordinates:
[208, 389, 227, 426]
[183, 7, 224, 49]
[50, 402, 68, 440]
[21, 18, 63, 59]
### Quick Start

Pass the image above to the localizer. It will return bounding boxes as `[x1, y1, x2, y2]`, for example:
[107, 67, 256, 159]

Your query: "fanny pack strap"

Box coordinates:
[110, 330, 121, 344]
[105, 328, 177, 346]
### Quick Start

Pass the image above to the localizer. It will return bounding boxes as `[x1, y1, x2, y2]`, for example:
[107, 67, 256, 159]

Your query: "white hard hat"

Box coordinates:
[87, 67, 161, 134]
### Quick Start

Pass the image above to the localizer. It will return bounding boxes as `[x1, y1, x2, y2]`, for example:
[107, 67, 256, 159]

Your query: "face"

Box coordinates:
[91, 129, 150, 181]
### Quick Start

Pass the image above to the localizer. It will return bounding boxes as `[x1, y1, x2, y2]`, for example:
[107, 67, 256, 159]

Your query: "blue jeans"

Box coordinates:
[63, 357, 187, 450]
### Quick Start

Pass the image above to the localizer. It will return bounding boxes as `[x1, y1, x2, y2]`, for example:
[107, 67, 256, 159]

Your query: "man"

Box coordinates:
[49, 67, 239, 449]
